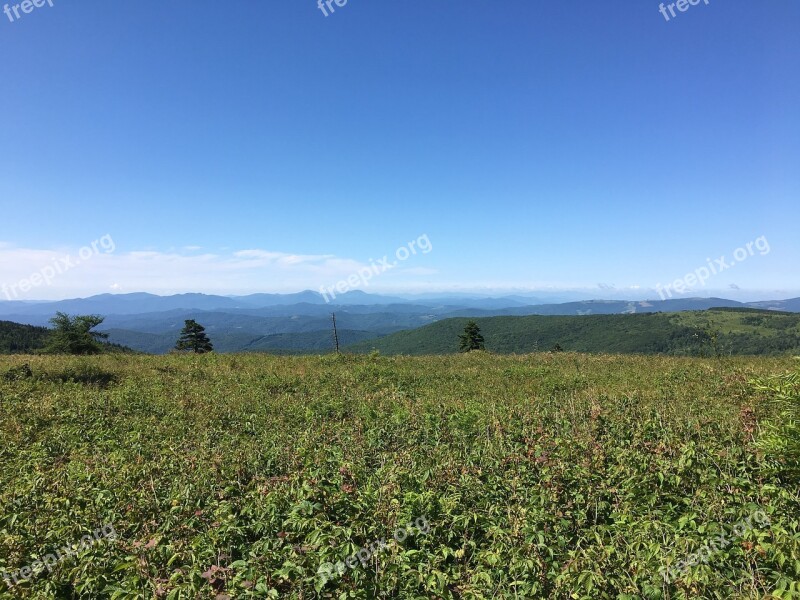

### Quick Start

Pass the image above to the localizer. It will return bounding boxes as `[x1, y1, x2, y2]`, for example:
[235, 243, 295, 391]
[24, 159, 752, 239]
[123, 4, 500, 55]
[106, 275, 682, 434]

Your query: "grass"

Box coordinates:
[0, 352, 799, 598]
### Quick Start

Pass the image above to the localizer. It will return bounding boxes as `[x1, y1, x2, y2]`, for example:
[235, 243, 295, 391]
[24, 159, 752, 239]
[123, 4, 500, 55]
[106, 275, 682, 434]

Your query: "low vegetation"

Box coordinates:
[0, 352, 798, 598]
[754, 369, 800, 485]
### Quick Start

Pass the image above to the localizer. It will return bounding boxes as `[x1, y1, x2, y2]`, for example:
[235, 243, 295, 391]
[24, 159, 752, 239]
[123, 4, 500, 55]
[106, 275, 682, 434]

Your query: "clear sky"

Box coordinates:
[1, 0, 798, 300]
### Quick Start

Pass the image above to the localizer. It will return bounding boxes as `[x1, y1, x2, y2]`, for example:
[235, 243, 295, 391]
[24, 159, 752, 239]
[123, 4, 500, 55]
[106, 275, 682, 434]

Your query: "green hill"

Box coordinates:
[1, 320, 136, 355]
[346, 309, 800, 356]
[0, 320, 50, 354]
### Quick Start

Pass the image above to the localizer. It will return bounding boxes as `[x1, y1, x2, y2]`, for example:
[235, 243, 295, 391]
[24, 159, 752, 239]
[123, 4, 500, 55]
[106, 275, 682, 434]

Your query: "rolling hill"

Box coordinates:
[101, 328, 379, 354]
[2, 292, 799, 354]
[0, 321, 50, 354]
[0, 321, 136, 355]
[346, 309, 800, 356]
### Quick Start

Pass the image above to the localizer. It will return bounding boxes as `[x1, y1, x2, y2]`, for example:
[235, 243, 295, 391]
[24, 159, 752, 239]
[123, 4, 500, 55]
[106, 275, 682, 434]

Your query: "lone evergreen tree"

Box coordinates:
[175, 320, 213, 354]
[459, 320, 485, 352]
[45, 312, 108, 355]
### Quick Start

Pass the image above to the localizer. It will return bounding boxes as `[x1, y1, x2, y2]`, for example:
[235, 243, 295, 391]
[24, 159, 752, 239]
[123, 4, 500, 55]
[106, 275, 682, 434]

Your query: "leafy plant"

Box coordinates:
[1, 353, 798, 598]
[753, 364, 800, 483]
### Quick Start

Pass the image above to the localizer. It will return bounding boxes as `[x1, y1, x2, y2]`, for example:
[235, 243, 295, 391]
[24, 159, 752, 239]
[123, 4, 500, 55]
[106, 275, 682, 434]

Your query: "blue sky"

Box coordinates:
[1, 0, 798, 300]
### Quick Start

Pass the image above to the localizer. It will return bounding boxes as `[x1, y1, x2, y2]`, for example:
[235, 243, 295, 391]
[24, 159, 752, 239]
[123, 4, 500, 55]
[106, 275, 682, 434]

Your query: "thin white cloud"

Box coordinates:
[0, 241, 430, 300]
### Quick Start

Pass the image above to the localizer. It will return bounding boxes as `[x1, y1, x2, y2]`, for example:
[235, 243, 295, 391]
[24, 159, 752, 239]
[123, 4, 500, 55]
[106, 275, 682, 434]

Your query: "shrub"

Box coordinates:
[3, 362, 33, 381]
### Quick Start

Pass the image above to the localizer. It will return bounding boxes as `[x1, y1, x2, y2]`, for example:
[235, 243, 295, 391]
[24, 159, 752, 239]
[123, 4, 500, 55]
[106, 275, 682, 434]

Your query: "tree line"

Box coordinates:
[43, 313, 214, 355]
[38, 315, 558, 355]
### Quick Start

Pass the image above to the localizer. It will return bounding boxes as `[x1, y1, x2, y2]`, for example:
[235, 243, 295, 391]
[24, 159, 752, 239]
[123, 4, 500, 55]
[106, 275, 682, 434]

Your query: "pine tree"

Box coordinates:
[175, 320, 214, 354]
[459, 320, 485, 353]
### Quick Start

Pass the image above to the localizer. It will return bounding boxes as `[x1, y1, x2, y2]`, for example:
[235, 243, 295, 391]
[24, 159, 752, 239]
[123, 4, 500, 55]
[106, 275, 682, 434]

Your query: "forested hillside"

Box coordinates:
[0, 321, 49, 354]
[348, 309, 800, 356]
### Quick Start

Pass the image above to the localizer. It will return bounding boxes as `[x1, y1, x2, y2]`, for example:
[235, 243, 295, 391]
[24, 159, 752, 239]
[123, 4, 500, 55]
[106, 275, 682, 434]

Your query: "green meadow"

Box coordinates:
[1, 353, 798, 598]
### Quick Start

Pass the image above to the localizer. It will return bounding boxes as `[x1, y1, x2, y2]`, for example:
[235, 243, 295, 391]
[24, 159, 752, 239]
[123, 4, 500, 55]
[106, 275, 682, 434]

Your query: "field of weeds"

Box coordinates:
[1, 353, 798, 599]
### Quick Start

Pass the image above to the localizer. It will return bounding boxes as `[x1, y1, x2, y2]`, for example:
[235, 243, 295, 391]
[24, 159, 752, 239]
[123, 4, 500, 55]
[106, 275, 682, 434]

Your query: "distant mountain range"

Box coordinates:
[1, 292, 798, 354]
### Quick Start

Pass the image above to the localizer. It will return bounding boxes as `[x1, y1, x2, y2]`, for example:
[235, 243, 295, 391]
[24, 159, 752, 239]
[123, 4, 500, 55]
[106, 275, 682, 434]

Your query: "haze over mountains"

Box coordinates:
[1, 292, 799, 354]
